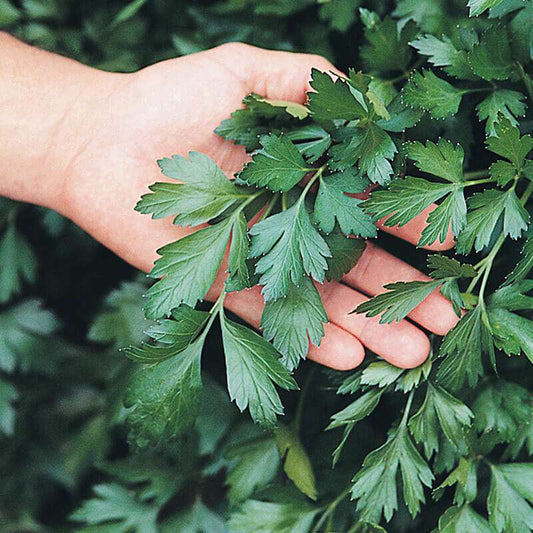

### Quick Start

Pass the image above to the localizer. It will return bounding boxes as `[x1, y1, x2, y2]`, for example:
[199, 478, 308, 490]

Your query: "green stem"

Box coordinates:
[234, 190, 266, 215]
[463, 178, 494, 187]
[281, 192, 288, 211]
[314, 485, 352, 532]
[460, 87, 492, 95]
[516, 62, 533, 103]
[400, 389, 415, 428]
[464, 169, 490, 180]
[298, 165, 326, 203]
[258, 193, 279, 221]
[197, 291, 226, 342]
[293, 366, 316, 432]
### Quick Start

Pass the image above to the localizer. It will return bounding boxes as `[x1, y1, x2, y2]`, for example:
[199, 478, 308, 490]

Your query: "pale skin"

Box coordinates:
[0, 33, 459, 370]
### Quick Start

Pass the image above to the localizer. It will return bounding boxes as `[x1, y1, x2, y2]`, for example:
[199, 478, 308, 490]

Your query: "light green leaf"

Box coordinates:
[227, 211, 251, 291]
[355, 280, 441, 323]
[226, 435, 280, 504]
[0, 377, 17, 435]
[136, 152, 250, 227]
[221, 316, 298, 428]
[229, 500, 319, 533]
[329, 123, 397, 185]
[503, 236, 533, 286]
[125, 306, 208, 364]
[402, 70, 463, 119]
[433, 458, 478, 505]
[435, 505, 493, 533]
[70, 483, 158, 533]
[428, 255, 477, 279]
[457, 189, 529, 254]
[486, 118, 533, 170]
[89, 279, 149, 349]
[410, 34, 473, 79]
[261, 277, 327, 371]
[274, 424, 317, 500]
[437, 306, 490, 389]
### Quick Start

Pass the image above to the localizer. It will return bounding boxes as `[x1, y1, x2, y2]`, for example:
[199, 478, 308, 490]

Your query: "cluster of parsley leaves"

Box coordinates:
[125, 1, 533, 531]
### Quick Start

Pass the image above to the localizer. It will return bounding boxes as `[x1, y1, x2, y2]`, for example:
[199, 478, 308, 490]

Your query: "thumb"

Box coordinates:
[207, 42, 344, 103]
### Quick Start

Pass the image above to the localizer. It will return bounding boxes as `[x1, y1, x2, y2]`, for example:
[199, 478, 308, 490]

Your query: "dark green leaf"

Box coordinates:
[124, 336, 204, 446]
[435, 505, 493, 533]
[221, 316, 298, 428]
[249, 201, 331, 301]
[261, 277, 327, 371]
[406, 139, 464, 183]
[467, 26, 513, 80]
[238, 134, 312, 192]
[324, 231, 366, 282]
[314, 173, 377, 237]
[427, 255, 477, 279]
[476, 90, 527, 137]
[145, 218, 232, 318]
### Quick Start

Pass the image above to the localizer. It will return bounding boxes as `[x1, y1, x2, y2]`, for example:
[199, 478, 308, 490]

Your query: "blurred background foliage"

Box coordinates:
[0, 1, 530, 532]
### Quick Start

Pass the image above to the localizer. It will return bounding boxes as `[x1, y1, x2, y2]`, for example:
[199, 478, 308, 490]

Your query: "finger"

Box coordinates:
[223, 284, 365, 371]
[319, 282, 430, 369]
[378, 204, 456, 251]
[208, 42, 343, 102]
[343, 242, 459, 336]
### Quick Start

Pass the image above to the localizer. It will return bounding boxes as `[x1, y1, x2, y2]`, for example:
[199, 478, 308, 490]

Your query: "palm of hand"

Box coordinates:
[60, 43, 458, 371]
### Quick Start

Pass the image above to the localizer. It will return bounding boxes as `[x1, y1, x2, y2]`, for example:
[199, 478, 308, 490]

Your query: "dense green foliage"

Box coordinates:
[1, 0, 532, 532]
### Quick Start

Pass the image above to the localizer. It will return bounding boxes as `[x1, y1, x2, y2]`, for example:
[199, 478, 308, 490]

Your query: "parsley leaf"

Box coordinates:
[274, 423, 317, 500]
[457, 189, 529, 254]
[486, 118, 533, 170]
[145, 218, 232, 318]
[503, 235, 533, 286]
[409, 383, 473, 459]
[238, 134, 312, 192]
[314, 172, 377, 237]
[89, 279, 149, 350]
[71, 483, 158, 533]
[0, 223, 37, 304]
[136, 152, 251, 227]
[225, 434, 280, 504]
[249, 200, 331, 301]
[476, 90, 526, 137]
[125, 305, 208, 363]
[324, 231, 366, 282]
[286, 125, 331, 163]
[308, 68, 368, 122]
[437, 306, 491, 389]
[0, 377, 17, 436]
[488, 463, 533, 533]
[351, 415, 434, 521]
[329, 123, 397, 185]
[468, 0, 504, 17]
[467, 26, 513, 81]
[406, 139, 464, 183]
[360, 16, 418, 73]
[124, 335, 204, 446]
[402, 70, 463, 119]
[261, 277, 327, 371]
[355, 280, 441, 323]
[410, 34, 473, 79]
[221, 315, 298, 428]
[436, 505, 493, 533]
[428, 255, 477, 279]
[229, 500, 319, 533]
[227, 211, 251, 291]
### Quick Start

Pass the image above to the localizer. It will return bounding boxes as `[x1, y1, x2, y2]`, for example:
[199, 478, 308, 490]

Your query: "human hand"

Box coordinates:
[50, 43, 458, 370]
